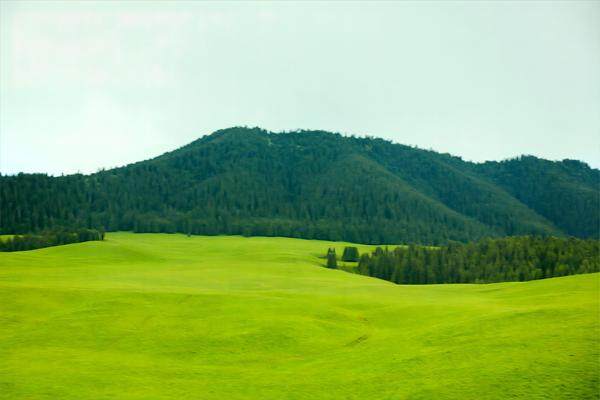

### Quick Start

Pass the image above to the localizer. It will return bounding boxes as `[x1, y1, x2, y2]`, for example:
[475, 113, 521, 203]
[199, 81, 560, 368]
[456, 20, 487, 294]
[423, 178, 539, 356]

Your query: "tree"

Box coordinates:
[357, 254, 370, 275]
[326, 248, 338, 269]
[2, 128, 596, 245]
[342, 246, 360, 262]
[0, 228, 104, 252]
[347, 236, 599, 284]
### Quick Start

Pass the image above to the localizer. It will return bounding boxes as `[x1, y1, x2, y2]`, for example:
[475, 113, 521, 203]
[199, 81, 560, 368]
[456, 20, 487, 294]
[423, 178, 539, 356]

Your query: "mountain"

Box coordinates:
[1, 127, 598, 244]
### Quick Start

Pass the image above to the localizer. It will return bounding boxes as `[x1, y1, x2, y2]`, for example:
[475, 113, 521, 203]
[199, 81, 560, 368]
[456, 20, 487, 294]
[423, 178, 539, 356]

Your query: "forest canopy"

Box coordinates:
[0, 228, 104, 252]
[1, 127, 598, 245]
[341, 236, 600, 284]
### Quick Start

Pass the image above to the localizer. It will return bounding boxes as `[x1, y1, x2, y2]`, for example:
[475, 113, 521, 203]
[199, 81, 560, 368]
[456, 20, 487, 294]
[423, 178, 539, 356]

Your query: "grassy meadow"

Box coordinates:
[0, 232, 598, 399]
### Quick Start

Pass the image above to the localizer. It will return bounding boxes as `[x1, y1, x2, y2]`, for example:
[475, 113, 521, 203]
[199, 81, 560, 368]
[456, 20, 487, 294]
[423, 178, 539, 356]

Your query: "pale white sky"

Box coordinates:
[1, 0, 599, 175]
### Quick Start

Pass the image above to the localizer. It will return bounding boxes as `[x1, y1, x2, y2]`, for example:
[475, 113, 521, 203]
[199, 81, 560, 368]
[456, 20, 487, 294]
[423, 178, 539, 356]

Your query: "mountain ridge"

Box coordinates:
[1, 127, 598, 244]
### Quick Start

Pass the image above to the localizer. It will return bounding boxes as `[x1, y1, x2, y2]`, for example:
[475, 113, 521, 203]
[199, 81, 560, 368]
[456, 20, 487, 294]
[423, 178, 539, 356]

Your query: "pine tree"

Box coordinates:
[326, 248, 338, 269]
[344, 236, 599, 284]
[342, 246, 360, 262]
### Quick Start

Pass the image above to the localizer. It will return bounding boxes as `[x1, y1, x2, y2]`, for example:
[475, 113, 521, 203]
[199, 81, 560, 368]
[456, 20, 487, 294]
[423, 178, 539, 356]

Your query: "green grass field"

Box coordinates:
[1, 232, 598, 399]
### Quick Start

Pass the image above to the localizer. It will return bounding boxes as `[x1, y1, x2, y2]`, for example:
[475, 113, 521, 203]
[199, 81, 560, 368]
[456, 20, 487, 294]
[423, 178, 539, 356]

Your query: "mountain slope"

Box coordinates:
[1, 127, 597, 244]
[477, 156, 599, 238]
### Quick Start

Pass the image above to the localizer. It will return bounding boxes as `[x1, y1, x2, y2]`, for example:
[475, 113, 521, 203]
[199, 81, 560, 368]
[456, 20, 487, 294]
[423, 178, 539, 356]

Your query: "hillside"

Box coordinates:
[1, 127, 598, 244]
[0, 233, 598, 399]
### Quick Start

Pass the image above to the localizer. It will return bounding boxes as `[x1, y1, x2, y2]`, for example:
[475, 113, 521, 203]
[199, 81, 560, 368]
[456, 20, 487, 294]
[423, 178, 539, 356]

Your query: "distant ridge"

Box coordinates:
[1, 127, 598, 244]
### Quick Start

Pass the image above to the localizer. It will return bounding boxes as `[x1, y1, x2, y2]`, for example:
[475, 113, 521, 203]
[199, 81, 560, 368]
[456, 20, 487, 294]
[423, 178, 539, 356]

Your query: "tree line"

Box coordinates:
[1, 127, 597, 245]
[0, 228, 104, 252]
[326, 237, 599, 284]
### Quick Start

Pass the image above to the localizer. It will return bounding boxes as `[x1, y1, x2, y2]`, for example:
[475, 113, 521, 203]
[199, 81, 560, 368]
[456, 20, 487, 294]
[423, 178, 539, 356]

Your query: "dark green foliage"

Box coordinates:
[1, 127, 598, 244]
[341, 246, 360, 262]
[326, 248, 337, 269]
[0, 228, 104, 252]
[355, 237, 600, 284]
[477, 156, 599, 238]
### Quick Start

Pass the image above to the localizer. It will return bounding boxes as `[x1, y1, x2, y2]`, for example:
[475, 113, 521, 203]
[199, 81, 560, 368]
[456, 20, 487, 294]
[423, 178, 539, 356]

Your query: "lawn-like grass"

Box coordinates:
[0, 232, 598, 399]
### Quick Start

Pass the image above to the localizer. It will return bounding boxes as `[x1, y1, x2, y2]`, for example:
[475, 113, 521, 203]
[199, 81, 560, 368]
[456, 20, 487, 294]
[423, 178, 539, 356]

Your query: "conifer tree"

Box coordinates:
[326, 248, 338, 269]
[345, 236, 599, 284]
[342, 246, 360, 262]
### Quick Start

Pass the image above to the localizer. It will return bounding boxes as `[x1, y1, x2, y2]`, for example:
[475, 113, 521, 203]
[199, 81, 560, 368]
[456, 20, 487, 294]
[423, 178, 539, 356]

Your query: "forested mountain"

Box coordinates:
[477, 157, 599, 238]
[1, 127, 598, 244]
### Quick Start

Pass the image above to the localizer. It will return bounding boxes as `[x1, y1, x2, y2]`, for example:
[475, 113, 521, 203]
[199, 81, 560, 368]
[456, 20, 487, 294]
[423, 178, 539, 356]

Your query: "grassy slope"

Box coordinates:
[0, 232, 598, 399]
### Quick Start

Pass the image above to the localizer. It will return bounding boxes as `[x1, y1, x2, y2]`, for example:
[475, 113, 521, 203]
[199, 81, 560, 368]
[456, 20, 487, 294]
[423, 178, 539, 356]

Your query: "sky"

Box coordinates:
[1, 1, 599, 175]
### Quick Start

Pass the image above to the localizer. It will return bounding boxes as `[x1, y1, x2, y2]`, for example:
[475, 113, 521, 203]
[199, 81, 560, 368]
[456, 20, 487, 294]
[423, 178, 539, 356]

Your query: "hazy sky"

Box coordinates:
[1, 1, 599, 175]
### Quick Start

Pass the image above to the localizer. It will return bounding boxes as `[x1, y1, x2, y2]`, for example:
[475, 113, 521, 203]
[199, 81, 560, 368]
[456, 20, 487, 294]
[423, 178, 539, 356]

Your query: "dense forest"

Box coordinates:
[0, 228, 104, 252]
[345, 237, 599, 284]
[1, 127, 598, 245]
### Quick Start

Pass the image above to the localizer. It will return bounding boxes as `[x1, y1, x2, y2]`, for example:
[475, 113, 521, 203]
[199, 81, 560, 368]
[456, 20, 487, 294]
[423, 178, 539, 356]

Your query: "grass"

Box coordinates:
[0, 232, 598, 399]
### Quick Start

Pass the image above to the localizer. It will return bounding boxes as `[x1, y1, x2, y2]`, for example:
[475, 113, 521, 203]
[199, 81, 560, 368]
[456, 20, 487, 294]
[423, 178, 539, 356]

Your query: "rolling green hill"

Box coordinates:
[1, 233, 598, 399]
[1, 127, 598, 244]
